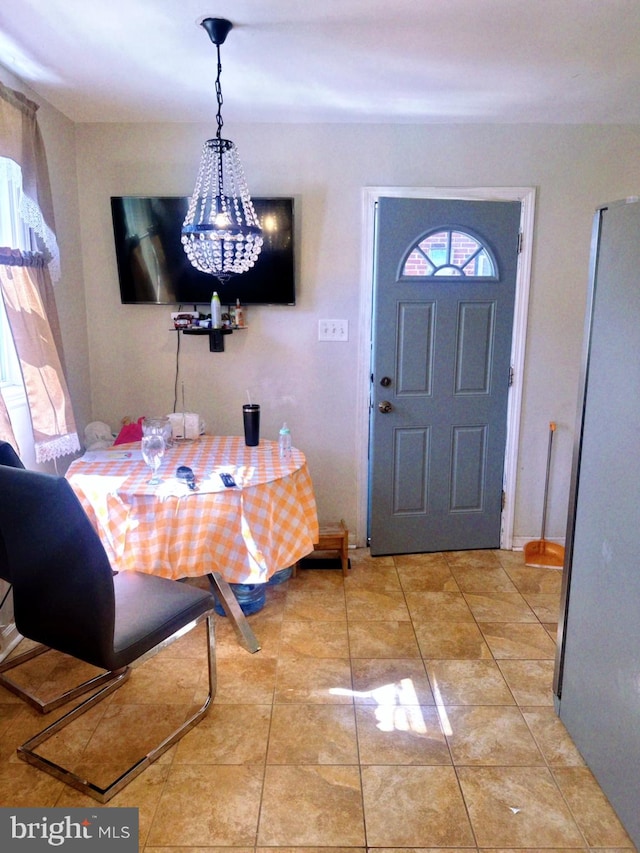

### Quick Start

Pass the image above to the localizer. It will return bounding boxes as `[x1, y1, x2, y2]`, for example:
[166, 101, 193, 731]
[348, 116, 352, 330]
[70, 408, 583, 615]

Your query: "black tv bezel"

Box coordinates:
[110, 195, 296, 307]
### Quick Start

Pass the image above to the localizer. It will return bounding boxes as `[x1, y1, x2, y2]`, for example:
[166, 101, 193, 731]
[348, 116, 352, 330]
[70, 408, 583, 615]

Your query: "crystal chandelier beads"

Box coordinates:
[181, 138, 263, 277]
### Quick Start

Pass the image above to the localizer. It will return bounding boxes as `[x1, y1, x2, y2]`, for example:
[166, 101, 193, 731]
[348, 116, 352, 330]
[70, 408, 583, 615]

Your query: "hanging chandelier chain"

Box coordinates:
[215, 42, 224, 140]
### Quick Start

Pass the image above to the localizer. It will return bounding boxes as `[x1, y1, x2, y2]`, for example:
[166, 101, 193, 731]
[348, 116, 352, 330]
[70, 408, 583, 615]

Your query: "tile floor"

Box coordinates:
[0, 548, 637, 851]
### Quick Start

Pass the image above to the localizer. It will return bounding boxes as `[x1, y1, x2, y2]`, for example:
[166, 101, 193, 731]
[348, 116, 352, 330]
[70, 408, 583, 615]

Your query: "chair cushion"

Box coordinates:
[109, 572, 214, 670]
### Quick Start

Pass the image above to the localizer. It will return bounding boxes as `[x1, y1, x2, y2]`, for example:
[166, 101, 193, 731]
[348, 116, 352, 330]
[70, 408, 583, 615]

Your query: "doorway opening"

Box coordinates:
[355, 187, 536, 551]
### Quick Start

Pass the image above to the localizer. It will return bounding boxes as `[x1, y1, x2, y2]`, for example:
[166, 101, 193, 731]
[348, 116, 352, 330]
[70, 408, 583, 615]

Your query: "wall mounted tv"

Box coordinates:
[110, 196, 295, 306]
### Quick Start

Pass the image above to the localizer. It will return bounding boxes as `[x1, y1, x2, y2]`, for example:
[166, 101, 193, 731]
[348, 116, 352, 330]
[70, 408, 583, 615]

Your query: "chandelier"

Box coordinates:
[181, 17, 263, 281]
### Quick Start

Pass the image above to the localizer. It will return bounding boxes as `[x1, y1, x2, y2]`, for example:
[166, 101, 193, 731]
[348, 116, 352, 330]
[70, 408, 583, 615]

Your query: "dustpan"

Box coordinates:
[524, 422, 565, 569]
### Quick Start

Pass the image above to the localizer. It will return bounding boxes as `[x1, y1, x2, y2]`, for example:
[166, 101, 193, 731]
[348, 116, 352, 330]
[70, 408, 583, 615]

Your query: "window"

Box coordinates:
[402, 229, 496, 278]
[0, 301, 19, 386]
[0, 157, 27, 387]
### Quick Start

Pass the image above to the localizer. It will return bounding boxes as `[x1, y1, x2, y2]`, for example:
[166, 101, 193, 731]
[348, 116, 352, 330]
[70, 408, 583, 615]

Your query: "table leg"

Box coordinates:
[207, 573, 261, 654]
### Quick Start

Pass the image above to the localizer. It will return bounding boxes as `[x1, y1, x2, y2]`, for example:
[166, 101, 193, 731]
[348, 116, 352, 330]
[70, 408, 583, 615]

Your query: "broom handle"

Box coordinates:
[540, 422, 556, 540]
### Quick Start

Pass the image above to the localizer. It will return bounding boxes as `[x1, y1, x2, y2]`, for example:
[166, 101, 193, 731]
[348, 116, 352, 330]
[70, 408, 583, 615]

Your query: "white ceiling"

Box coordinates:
[1, 0, 639, 125]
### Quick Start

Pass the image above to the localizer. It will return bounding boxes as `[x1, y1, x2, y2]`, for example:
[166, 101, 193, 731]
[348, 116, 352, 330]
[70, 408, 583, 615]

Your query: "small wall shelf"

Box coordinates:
[173, 326, 246, 352]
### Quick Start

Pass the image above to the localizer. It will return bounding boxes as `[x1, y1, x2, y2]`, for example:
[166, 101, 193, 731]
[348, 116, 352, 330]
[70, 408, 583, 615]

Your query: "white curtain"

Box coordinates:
[0, 82, 79, 462]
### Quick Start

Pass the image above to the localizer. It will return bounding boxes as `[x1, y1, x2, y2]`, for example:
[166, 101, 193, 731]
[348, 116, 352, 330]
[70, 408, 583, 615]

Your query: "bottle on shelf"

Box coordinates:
[235, 298, 246, 328]
[210, 292, 222, 329]
[278, 423, 292, 460]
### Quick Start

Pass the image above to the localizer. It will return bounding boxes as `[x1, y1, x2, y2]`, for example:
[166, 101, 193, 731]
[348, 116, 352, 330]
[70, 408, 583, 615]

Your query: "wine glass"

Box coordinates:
[141, 433, 165, 485]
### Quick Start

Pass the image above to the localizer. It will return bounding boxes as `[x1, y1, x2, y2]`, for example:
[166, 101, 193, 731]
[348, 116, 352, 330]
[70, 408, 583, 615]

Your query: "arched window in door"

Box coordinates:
[402, 229, 497, 278]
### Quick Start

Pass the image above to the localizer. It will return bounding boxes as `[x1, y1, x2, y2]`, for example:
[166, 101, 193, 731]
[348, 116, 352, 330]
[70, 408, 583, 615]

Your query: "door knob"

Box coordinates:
[378, 401, 393, 413]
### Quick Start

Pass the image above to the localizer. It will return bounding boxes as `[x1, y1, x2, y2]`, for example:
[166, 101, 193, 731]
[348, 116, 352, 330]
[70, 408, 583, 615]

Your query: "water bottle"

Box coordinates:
[211, 291, 222, 329]
[279, 423, 292, 460]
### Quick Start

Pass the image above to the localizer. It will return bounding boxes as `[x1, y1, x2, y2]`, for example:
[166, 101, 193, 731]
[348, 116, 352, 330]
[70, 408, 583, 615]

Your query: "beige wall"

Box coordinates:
[74, 121, 640, 544]
[3, 66, 640, 544]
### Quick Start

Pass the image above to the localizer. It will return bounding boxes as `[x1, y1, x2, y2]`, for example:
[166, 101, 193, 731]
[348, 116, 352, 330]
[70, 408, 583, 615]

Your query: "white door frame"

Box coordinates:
[355, 186, 536, 551]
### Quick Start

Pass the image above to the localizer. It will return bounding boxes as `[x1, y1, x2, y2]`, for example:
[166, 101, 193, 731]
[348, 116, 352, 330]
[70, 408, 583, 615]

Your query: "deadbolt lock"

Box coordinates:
[380, 376, 392, 387]
[378, 400, 393, 413]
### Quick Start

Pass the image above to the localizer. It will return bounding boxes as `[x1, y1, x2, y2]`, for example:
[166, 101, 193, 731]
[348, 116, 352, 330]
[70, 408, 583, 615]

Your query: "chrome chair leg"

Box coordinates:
[17, 612, 216, 803]
[0, 642, 129, 713]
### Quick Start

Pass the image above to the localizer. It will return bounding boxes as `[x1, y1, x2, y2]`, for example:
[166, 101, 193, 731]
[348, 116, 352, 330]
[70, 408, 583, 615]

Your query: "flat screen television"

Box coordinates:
[110, 196, 295, 306]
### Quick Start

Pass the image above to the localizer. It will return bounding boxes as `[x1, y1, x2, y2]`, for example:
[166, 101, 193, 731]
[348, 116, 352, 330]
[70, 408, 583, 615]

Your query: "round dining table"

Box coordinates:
[66, 435, 319, 652]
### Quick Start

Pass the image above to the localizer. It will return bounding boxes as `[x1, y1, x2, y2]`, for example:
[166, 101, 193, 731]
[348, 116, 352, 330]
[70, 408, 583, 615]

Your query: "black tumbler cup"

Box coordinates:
[242, 404, 260, 446]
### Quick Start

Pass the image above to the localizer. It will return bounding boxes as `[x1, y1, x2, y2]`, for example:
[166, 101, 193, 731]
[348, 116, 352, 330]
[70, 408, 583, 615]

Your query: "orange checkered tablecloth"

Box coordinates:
[65, 435, 319, 584]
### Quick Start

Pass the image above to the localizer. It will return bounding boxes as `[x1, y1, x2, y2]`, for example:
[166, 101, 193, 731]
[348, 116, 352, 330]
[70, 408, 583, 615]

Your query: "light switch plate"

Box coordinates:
[318, 319, 348, 341]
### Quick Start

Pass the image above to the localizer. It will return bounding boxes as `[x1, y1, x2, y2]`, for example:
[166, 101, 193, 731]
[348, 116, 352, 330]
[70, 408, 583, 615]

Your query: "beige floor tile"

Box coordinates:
[258, 765, 365, 846]
[34, 703, 192, 783]
[521, 707, 587, 766]
[523, 591, 561, 623]
[350, 658, 434, 705]
[348, 549, 395, 573]
[109, 656, 202, 705]
[544, 621, 559, 639]
[493, 547, 528, 568]
[5, 693, 110, 755]
[345, 587, 411, 621]
[497, 659, 556, 706]
[348, 620, 421, 658]
[446, 550, 502, 569]
[284, 588, 347, 621]
[414, 620, 493, 659]
[232, 612, 284, 657]
[394, 551, 451, 569]
[463, 591, 538, 622]
[344, 562, 403, 591]
[275, 656, 352, 703]
[257, 849, 362, 853]
[256, 849, 362, 853]
[280, 620, 350, 658]
[553, 766, 637, 848]
[213, 653, 277, 704]
[54, 761, 170, 844]
[267, 704, 358, 764]
[356, 704, 450, 765]
[0, 759, 64, 806]
[404, 591, 475, 622]
[5, 654, 109, 710]
[173, 703, 272, 764]
[0, 704, 23, 741]
[370, 850, 473, 853]
[361, 765, 475, 846]
[449, 563, 519, 593]
[147, 849, 254, 853]
[345, 572, 403, 593]
[396, 562, 460, 592]
[291, 568, 346, 593]
[426, 660, 515, 706]
[443, 705, 544, 765]
[478, 621, 557, 659]
[146, 765, 264, 847]
[457, 766, 585, 847]
[503, 563, 564, 594]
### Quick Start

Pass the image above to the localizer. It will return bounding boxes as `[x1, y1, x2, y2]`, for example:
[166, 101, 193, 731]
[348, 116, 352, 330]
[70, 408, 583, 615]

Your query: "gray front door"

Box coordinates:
[369, 197, 521, 555]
